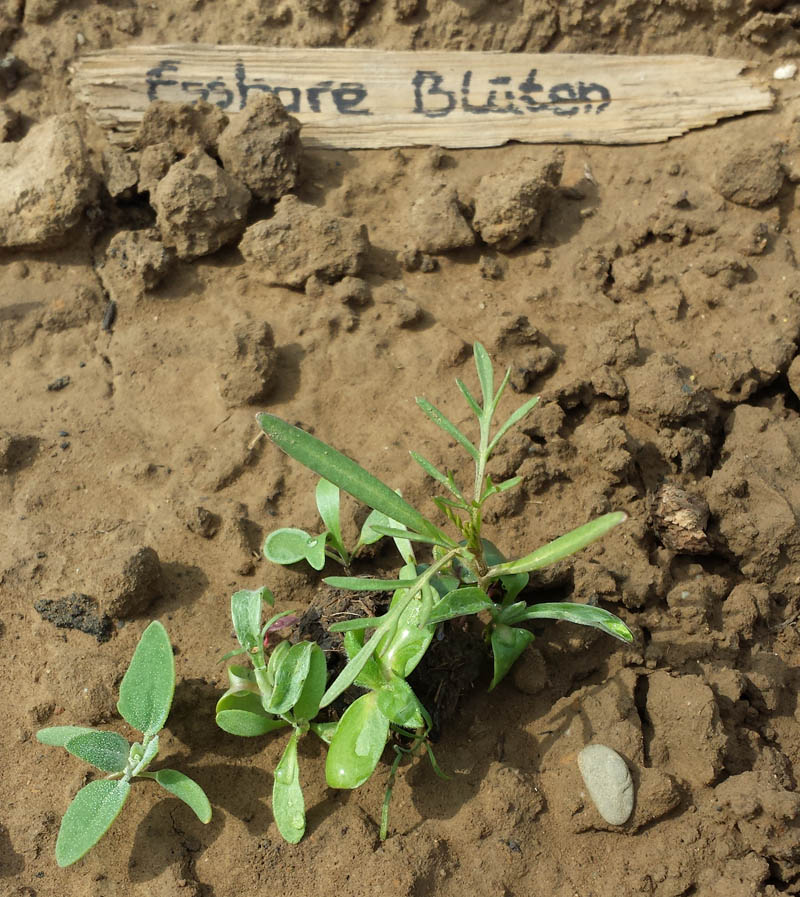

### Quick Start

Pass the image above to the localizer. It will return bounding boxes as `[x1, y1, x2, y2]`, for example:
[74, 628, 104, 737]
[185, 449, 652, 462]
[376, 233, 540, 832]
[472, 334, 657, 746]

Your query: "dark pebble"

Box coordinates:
[60, 441, 70, 450]
[47, 376, 70, 392]
[58, 430, 69, 437]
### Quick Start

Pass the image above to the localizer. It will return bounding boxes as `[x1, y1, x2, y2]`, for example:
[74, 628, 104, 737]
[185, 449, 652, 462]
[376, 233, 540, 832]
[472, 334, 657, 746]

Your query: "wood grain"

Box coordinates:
[71, 46, 774, 149]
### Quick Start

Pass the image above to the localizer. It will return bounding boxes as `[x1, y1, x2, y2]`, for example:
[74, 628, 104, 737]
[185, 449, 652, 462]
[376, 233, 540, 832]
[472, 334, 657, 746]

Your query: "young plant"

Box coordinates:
[37, 621, 211, 867]
[215, 587, 331, 843]
[263, 477, 391, 570]
[253, 341, 633, 839]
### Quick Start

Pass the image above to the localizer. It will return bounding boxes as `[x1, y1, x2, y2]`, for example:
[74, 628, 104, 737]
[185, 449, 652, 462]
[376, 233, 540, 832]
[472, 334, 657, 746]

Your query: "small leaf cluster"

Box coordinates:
[239, 342, 633, 840]
[37, 622, 211, 867]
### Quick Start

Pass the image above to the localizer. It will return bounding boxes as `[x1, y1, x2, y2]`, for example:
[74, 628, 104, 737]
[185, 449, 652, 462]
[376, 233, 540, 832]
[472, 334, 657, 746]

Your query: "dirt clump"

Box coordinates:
[137, 141, 179, 194]
[239, 194, 369, 286]
[408, 183, 475, 254]
[33, 593, 113, 642]
[650, 483, 711, 554]
[152, 149, 251, 259]
[217, 314, 277, 407]
[472, 150, 564, 250]
[101, 145, 138, 200]
[0, 113, 96, 248]
[218, 94, 302, 203]
[100, 545, 165, 620]
[134, 99, 228, 156]
[714, 143, 785, 207]
[99, 228, 175, 303]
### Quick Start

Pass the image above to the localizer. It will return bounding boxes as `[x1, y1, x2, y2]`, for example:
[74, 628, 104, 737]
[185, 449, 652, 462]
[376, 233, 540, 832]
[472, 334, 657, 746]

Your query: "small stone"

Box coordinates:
[47, 376, 70, 392]
[408, 184, 474, 254]
[102, 145, 138, 199]
[135, 100, 228, 155]
[101, 546, 164, 619]
[714, 144, 785, 208]
[137, 142, 178, 194]
[651, 483, 711, 554]
[577, 744, 634, 825]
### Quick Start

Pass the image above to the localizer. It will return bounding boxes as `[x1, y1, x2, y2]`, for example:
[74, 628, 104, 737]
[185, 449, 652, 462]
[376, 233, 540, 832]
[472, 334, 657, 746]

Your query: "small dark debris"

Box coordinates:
[58, 430, 69, 437]
[36, 551, 46, 559]
[34, 593, 113, 642]
[101, 299, 117, 332]
[46, 376, 70, 392]
[501, 838, 522, 854]
[60, 441, 70, 450]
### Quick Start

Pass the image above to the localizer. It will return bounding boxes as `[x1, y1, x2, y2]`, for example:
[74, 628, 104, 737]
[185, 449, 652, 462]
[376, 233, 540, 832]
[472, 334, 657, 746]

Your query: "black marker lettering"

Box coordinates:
[411, 70, 456, 118]
[234, 62, 273, 109]
[518, 69, 545, 113]
[548, 82, 579, 117]
[206, 79, 235, 110]
[578, 81, 611, 114]
[146, 60, 179, 102]
[331, 82, 370, 115]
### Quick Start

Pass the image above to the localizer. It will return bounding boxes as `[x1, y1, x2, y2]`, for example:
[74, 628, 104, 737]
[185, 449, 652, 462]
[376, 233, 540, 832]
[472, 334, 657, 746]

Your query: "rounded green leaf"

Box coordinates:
[36, 726, 96, 747]
[377, 677, 424, 729]
[291, 644, 327, 722]
[118, 621, 175, 736]
[55, 779, 130, 867]
[489, 624, 535, 690]
[217, 709, 289, 737]
[153, 769, 212, 823]
[326, 692, 389, 789]
[216, 691, 288, 736]
[65, 731, 130, 773]
[273, 732, 305, 843]
[263, 528, 317, 565]
[427, 586, 494, 625]
[266, 642, 313, 715]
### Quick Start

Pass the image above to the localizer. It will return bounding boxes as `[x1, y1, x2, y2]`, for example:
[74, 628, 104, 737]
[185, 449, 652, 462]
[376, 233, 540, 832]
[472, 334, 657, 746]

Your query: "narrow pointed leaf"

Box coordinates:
[273, 732, 305, 843]
[410, 451, 464, 500]
[358, 507, 393, 546]
[267, 639, 290, 685]
[231, 589, 266, 653]
[482, 476, 522, 501]
[55, 779, 130, 867]
[488, 512, 627, 576]
[491, 366, 512, 414]
[515, 602, 633, 642]
[489, 624, 535, 690]
[257, 413, 443, 540]
[326, 692, 389, 789]
[323, 575, 419, 591]
[473, 342, 494, 411]
[427, 587, 494, 624]
[499, 572, 529, 606]
[367, 524, 456, 549]
[316, 479, 346, 557]
[456, 378, 482, 418]
[265, 642, 313, 715]
[117, 621, 174, 736]
[37, 726, 96, 747]
[292, 643, 327, 721]
[488, 396, 540, 454]
[150, 769, 211, 823]
[329, 615, 385, 633]
[415, 397, 479, 461]
[65, 731, 130, 773]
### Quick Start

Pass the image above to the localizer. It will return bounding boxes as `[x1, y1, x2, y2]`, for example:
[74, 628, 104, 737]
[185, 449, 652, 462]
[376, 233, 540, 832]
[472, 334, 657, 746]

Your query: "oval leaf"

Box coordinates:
[65, 731, 130, 773]
[489, 624, 535, 690]
[377, 677, 424, 729]
[55, 779, 130, 867]
[266, 642, 313, 715]
[153, 769, 212, 823]
[291, 644, 327, 722]
[37, 726, 96, 747]
[117, 621, 175, 736]
[263, 528, 316, 565]
[231, 589, 268, 652]
[427, 586, 494, 625]
[256, 413, 444, 541]
[488, 512, 627, 576]
[273, 732, 305, 843]
[326, 692, 389, 789]
[217, 709, 289, 737]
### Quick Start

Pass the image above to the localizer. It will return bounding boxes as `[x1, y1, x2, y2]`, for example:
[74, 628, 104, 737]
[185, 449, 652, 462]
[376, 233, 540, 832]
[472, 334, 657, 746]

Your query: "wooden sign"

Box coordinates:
[71, 45, 773, 149]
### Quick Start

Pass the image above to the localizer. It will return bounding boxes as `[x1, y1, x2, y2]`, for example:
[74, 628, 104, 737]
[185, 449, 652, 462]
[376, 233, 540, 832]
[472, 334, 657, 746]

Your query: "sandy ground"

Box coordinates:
[2, 2, 800, 896]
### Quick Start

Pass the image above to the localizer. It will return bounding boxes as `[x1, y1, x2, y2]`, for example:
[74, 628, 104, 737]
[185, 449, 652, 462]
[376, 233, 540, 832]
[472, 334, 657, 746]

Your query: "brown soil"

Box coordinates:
[3, 3, 800, 897]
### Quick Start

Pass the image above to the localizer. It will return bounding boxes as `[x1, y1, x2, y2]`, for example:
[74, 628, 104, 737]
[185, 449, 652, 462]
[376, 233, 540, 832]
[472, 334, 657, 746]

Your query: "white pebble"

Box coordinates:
[577, 744, 634, 825]
[773, 63, 797, 80]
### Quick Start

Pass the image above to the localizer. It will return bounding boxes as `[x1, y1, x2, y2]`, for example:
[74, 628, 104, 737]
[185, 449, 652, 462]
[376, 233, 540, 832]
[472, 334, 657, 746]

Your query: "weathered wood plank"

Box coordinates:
[71, 46, 773, 149]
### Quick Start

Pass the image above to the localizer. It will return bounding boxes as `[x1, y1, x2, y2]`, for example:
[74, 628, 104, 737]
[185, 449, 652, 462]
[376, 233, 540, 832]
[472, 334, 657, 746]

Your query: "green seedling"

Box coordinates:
[263, 477, 393, 570]
[37, 621, 211, 867]
[252, 341, 633, 841]
[215, 587, 330, 843]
